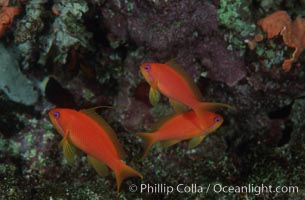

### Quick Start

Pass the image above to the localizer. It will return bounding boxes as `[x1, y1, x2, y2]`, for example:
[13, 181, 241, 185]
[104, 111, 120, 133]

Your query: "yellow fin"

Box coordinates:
[165, 60, 203, 100]
[188, 135, 207, 149]
[80, 108, 126, 160]
[60, 131, 77, 163]
[87, 155, 109, 177]
[169, 98, 189, 113]
[198, 102, 235, 111]
[149, 86, 161, 106]
[114, 162, 143, 194]
[136, 132, 157, 160]
[160, 139, 181, 148]
[84, 105, 112, 110]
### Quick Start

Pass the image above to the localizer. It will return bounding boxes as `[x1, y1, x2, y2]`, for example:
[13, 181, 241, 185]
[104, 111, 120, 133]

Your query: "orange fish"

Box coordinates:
[136, 110, 224, 159]
[140, 60, 231, 128]
[48, 107, 143, 193]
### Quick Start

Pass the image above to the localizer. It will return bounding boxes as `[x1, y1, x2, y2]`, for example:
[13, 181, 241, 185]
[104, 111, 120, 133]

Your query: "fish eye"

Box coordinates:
[214, 116, 221, 122]
[144, 65, 151, 71]
[53, 111, 60, 119]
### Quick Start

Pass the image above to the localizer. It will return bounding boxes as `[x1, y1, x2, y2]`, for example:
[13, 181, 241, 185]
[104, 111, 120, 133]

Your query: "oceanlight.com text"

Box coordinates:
[128, 183, 299, 196]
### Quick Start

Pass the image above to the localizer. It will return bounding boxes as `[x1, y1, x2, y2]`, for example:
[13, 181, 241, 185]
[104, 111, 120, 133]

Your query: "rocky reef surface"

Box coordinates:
[0, 0, 305, 199]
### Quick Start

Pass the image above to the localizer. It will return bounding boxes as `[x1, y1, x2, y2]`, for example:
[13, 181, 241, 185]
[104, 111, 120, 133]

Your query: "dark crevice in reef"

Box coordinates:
[45, 77, 77, 109]
[277, 120, 293, 147]
[267, 105, 291, 119]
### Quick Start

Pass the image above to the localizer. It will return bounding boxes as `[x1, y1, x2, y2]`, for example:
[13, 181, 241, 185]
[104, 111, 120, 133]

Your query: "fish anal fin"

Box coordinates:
[60, 131, 77, 163]
[188, 135, 207, 149]
[165, 60, 203, 100]
[160, 139, 181, 148]
[169, 98, 189, 113]
[149, 86, 161, 106]
[87, 155, 109, 177]
[80, 109, 127, 160]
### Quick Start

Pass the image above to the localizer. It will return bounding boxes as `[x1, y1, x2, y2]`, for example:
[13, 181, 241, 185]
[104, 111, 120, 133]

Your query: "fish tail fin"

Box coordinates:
[114, 162, 143, 195]
[135, 132, 157, 160]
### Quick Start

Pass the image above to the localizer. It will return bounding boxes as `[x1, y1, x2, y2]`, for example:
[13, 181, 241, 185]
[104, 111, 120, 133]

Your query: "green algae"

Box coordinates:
[217, 0, 256, 52]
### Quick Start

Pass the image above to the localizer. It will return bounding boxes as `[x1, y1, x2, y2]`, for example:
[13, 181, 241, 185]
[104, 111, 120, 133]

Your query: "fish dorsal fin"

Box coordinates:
[160, 139, 181, 148]
[169, 98, 189, 113]
[83, 105, 112, 110]
[188, 135, 207, 149]
[60, 130, 78, 163]
[87, 155, 109, 177]
[151, 112, 178, 131]
[198, 102, 235, 111]
[165, 60, 203, 100]
[80, 108, 127, 160]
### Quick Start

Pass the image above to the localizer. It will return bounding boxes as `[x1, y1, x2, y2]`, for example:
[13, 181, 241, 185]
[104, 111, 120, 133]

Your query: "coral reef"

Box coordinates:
[1, 0, 305, 199]
[102, 0, 246, 87]
[43, 0, 92, 64]
[217, 0, 256, 51]
[15, 0, 92, 68]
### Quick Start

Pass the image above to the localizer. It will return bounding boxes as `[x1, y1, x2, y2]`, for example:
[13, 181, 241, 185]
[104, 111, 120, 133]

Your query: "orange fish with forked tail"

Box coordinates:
[140, 61, 232, 128]
[136, 110, 224, 159]
[48, 107, 143, 193]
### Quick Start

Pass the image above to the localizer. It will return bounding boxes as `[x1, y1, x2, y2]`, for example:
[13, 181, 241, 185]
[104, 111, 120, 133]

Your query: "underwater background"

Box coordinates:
[0, 0, 305, 199]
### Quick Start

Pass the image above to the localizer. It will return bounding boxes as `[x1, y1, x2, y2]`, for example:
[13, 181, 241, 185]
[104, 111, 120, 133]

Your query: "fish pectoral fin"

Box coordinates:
[149, 86, 161, 106]
[188, 135, 207, 149]
[160, 139, 181, 148]
[60, 132, 77, 164]
[87, 155, 109, 177]
[169, 98, 189, 113]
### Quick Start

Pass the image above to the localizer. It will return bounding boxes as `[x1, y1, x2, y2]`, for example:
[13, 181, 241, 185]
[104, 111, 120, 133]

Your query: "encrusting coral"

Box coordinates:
[254, 10, 305, 72]
[0, 0, 22, 38]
